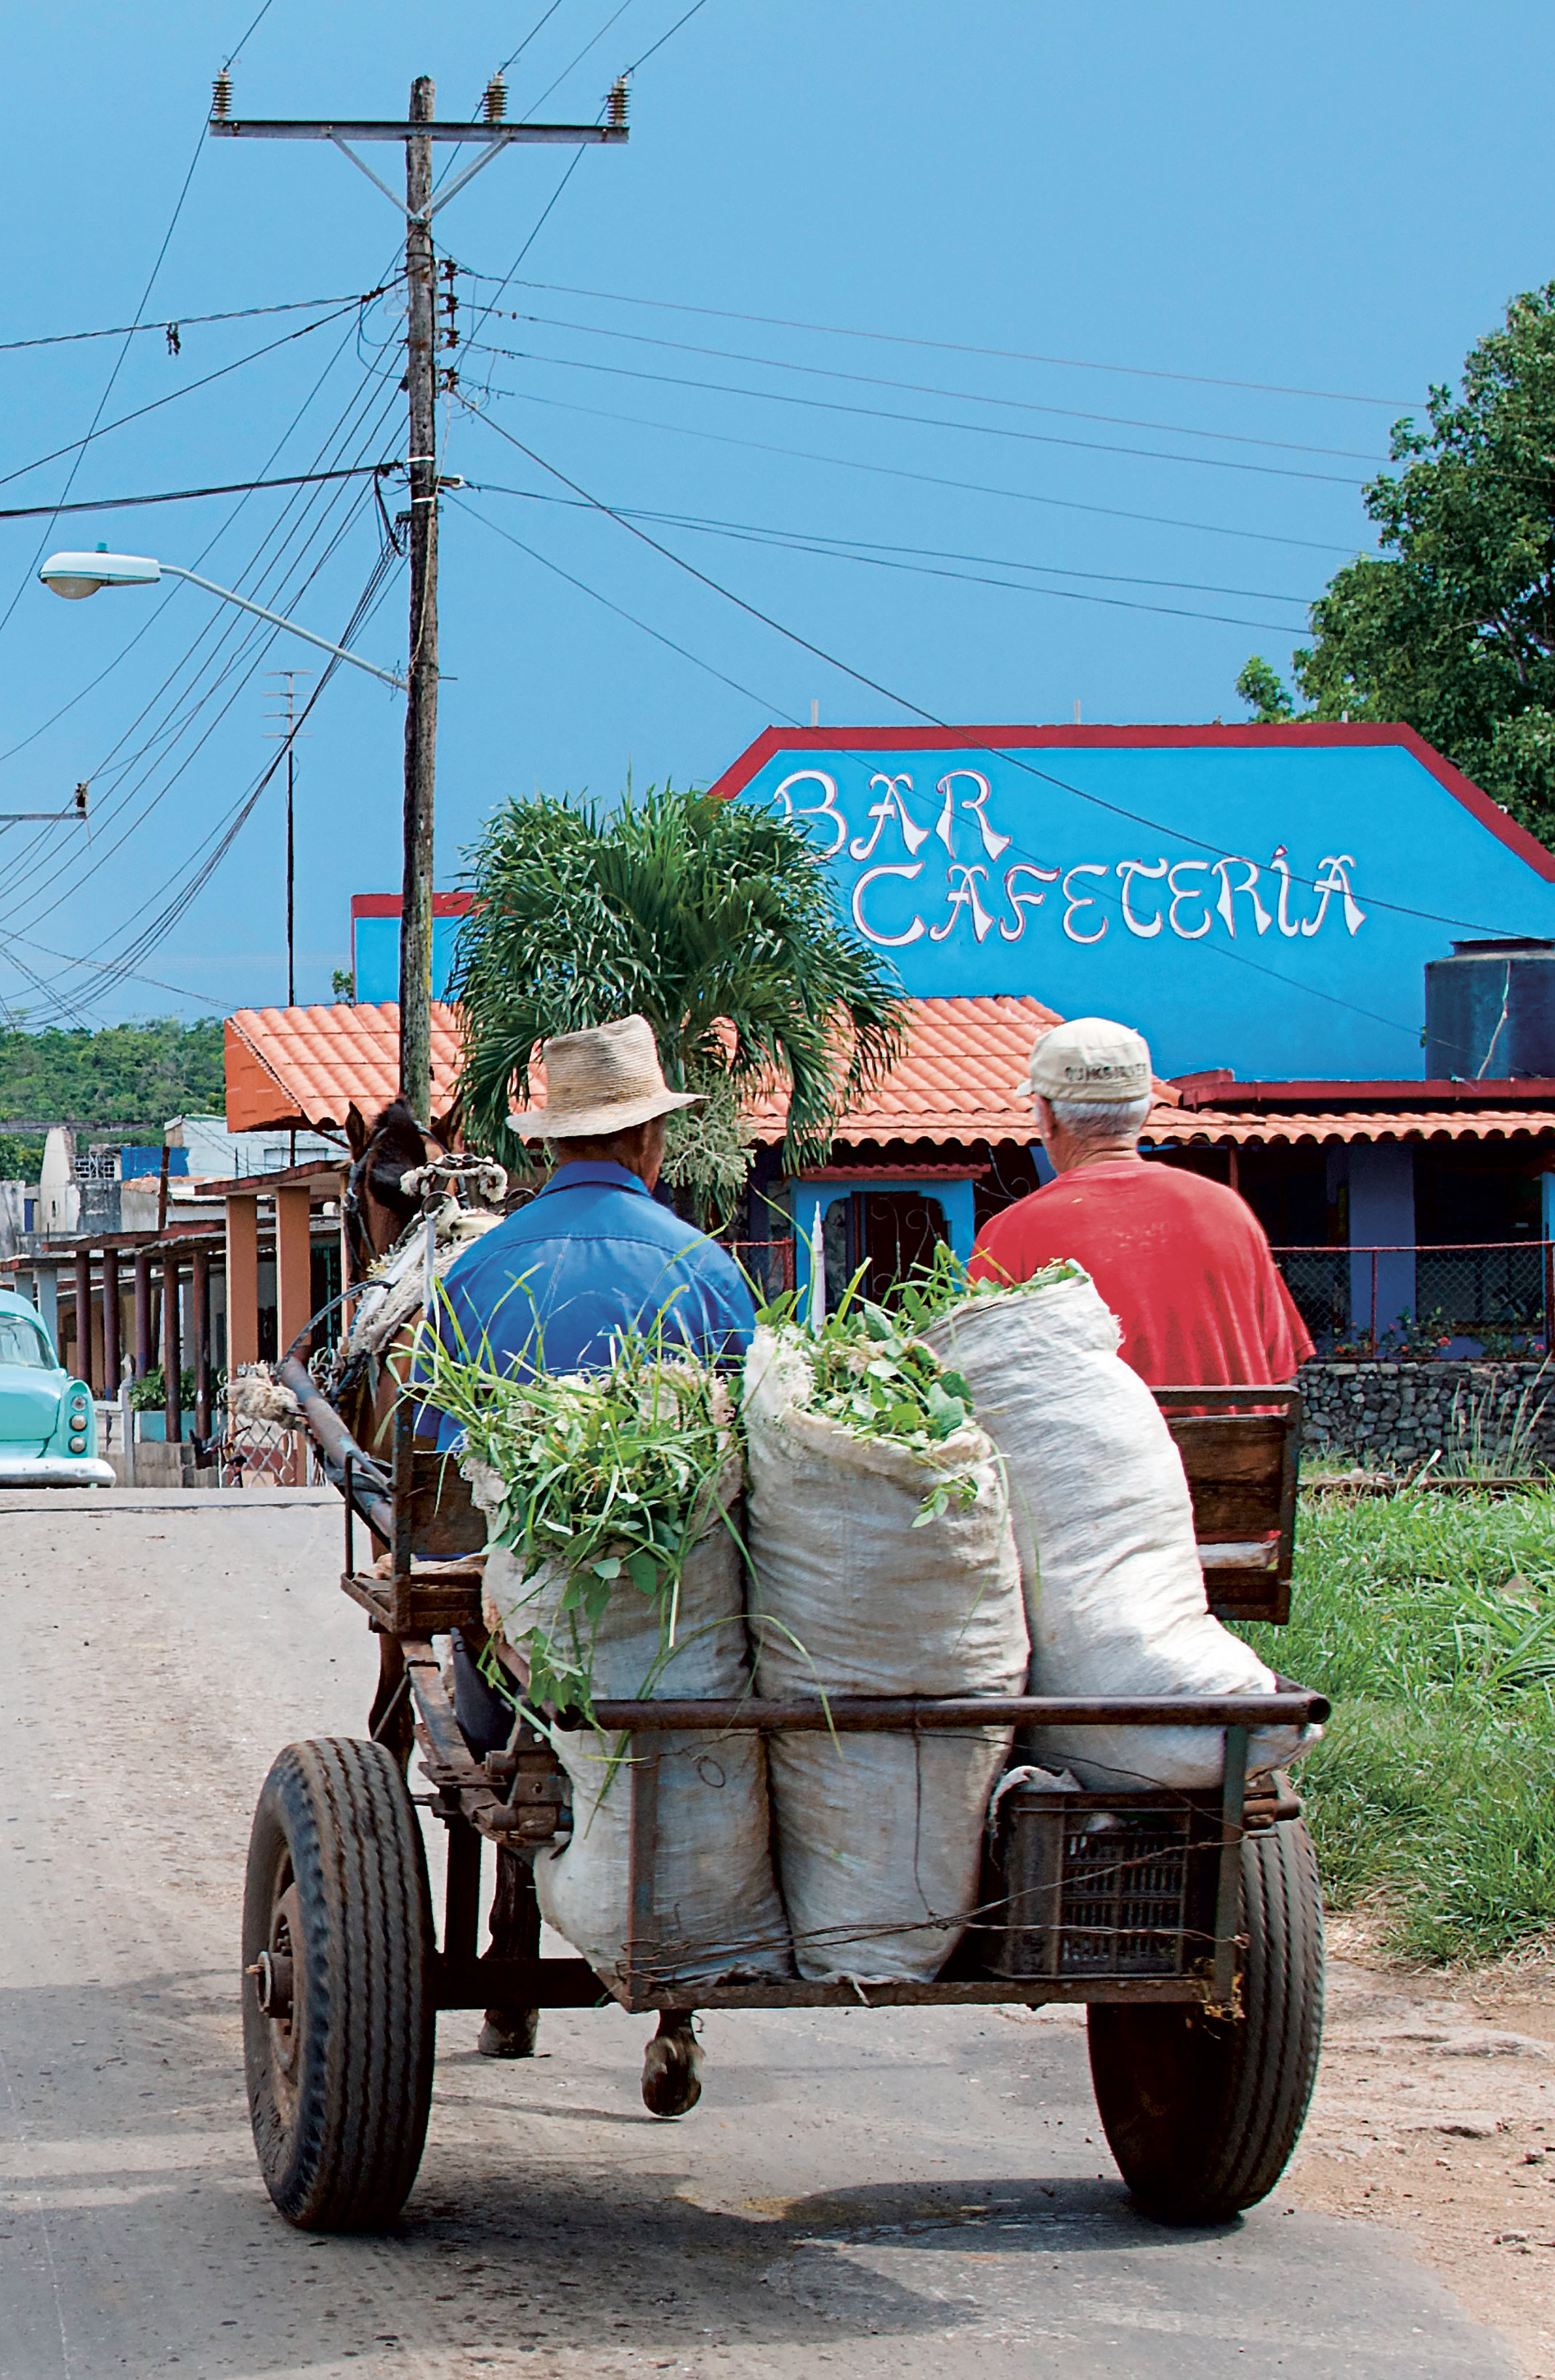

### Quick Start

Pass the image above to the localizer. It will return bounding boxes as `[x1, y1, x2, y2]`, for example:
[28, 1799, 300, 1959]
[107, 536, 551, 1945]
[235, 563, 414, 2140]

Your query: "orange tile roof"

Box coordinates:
[1144, 1103, 1555, 1147]
[225, 995, 1063, 1144]
[225, 997, 1555, 1155]
[746, 994, 1061, 1147]
[225, 1003, 464, 1132]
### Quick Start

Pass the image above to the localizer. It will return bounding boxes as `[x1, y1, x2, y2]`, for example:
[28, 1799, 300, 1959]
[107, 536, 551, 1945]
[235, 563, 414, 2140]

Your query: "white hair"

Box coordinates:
[1042, 1093, 1152, 1144]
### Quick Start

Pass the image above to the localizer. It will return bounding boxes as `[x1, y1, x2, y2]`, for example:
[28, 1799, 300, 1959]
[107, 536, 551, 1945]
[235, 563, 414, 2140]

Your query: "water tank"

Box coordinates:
[1424, 939, 1555, 1079]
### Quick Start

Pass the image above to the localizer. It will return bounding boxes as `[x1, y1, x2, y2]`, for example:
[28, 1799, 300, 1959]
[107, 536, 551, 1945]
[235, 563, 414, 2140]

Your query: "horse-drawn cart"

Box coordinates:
[242, 1362, 1327, 2235]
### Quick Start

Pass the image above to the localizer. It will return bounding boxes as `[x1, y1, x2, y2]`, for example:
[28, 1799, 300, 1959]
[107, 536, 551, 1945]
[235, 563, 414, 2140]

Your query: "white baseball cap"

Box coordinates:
[1028, 1016, 1152, 1104]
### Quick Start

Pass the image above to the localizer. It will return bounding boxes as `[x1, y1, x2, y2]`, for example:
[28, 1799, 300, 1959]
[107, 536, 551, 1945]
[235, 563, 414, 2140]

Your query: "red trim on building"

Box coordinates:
[704, 722, 1555, 886]
[1171, 1076, 1555, 1112]
[350, 891, 474, 920]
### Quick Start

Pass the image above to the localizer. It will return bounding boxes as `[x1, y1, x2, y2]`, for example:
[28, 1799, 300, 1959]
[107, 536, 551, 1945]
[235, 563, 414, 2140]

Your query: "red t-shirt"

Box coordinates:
[969, 1159, 1314, 1388]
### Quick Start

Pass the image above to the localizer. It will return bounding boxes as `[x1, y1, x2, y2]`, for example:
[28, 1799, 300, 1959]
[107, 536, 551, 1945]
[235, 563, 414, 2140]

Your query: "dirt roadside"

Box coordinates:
[1288, 1925, 1555, 2379]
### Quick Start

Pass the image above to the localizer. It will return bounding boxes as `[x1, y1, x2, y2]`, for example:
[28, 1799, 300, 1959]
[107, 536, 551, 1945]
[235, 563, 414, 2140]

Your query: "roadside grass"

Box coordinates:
[1240, 1488, 1555, 1965]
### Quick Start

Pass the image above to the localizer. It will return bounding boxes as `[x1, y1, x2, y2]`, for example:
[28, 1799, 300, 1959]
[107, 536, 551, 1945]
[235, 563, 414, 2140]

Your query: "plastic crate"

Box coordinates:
[985, 1786, 1224, 1980]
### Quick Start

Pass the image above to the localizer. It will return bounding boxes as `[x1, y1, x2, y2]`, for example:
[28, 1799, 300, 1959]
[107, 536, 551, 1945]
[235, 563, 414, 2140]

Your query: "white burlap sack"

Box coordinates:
[483, 1462, 792, 1993]
[925, 1276, 1312, 1789]
[743, 1328, 1028, 1982]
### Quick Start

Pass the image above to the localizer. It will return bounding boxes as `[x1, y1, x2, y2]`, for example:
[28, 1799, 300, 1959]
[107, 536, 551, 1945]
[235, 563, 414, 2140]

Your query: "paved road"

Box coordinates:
[0, 1494, 1516, 2379]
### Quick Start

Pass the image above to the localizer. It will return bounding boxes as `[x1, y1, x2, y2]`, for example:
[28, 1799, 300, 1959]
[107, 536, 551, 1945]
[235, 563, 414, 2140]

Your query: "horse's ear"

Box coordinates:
[345, 1103, 371, 1161]
[430, 1095, 462, 1152]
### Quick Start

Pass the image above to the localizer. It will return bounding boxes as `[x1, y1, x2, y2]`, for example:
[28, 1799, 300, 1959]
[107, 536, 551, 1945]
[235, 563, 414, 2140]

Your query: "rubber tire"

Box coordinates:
[243, 1737, 436, 2231]
[1086, 1816, 1324, 2225]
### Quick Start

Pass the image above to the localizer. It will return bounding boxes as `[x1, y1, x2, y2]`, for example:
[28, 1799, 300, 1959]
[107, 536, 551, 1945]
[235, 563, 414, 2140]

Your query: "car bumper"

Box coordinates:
[0, 1454, 116, 1487]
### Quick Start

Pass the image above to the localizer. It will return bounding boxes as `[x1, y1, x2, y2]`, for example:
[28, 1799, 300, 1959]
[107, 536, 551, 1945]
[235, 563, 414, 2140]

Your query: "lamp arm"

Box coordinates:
[161, 564, 406, 690]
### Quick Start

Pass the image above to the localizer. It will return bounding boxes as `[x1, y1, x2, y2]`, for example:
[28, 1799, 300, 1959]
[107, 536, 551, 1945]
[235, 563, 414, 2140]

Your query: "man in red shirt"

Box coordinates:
[969, 1016, 1313, 1387]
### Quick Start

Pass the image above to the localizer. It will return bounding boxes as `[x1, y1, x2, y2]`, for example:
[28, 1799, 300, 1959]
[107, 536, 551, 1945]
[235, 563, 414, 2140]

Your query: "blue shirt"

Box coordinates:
[414, 1161, 756, 1448]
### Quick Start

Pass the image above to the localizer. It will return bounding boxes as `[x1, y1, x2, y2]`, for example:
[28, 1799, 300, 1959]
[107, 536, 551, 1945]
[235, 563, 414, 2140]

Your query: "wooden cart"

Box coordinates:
[241, 1365, 1327, 2235]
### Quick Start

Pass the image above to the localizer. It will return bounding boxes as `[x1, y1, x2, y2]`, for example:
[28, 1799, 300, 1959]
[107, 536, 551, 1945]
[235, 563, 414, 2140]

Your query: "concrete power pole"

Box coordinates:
[400, 75, 439, 1127]
[208, 73, 629, 1125]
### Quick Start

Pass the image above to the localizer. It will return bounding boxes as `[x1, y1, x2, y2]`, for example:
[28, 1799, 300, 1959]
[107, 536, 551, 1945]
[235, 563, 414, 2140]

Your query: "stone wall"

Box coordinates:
[1297, 1359, 1555, 1471]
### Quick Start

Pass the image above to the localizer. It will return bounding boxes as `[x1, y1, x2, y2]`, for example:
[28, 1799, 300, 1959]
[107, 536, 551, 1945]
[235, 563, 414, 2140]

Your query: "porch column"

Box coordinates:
[275, 1186, 313, 1359]
[33, 1262, 58, 1351]
[1347, 1144, 1416, 1339]
[192, 1247, 211, 1439]
[161, 1251, 182, 1442]
[102, 1248, 121, 1394]
[225, 1193, 259, 1370]
[134, 1247, 154, 1377]
[73, 1247, 92, 1390]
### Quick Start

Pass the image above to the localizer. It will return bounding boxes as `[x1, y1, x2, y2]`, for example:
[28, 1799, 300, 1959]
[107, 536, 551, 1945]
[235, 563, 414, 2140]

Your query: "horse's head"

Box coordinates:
[342, 1097, 461, 1279]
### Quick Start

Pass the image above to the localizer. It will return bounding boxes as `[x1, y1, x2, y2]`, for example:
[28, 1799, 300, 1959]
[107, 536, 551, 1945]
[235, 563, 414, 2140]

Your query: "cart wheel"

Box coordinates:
[242, 1737, 435, 2231]
[1086, 1815, 1324, 2225]
[642, 2014, 703, 2118]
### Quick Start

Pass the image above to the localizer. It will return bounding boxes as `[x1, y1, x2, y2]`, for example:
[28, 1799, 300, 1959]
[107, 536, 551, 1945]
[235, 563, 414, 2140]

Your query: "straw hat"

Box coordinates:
[1027, 1016, 1152, 1104]
[507, 1014, 704, 1140]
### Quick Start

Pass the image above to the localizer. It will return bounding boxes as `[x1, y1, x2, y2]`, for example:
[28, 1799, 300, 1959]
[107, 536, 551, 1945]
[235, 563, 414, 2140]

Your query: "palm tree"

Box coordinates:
[449, 786, 909, 1207]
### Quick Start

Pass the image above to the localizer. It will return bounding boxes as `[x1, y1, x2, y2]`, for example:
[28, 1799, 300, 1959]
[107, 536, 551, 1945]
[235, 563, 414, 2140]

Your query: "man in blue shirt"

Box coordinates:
[419, 1016, 756, 2063]
[423, 1013, 755, 1435]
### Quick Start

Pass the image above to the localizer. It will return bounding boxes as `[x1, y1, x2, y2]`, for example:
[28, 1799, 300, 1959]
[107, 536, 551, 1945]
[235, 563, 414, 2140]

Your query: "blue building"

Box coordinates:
[708, 723, 1555, 1351]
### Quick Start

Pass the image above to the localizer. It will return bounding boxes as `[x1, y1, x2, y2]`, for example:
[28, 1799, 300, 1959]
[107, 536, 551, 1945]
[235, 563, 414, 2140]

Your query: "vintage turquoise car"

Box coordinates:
[0, 1287, 113, 1486]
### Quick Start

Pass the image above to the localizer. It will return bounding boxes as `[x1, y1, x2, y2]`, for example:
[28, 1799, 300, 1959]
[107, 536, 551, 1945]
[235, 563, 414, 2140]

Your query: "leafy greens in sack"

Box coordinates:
[743, 1303, 1029, 1983]
[418, 1314, 793, 1989]
[415, 1310, 743, 1719]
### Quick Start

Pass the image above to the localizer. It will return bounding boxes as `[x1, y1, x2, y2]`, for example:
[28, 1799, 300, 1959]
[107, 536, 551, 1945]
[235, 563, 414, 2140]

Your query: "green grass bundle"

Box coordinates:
[413, 1312, 740, 1717]
[760, 1275, 985, 1523]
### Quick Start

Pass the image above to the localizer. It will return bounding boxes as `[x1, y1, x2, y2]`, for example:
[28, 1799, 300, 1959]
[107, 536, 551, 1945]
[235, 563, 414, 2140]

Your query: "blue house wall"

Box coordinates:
[712, 725, 1555, 1082]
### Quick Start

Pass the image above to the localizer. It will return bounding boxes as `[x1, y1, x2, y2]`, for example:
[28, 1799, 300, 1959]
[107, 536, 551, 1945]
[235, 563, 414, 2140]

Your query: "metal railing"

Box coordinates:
[1272, 1239, 1555, 1356]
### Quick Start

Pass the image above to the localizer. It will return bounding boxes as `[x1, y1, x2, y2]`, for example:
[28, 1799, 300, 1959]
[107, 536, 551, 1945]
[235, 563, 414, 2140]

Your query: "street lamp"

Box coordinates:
[39, 549, 407, 690]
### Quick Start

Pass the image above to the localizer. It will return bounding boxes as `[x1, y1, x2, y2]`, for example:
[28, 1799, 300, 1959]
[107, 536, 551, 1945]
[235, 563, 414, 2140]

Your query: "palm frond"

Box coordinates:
[448, 785, 909, 1193]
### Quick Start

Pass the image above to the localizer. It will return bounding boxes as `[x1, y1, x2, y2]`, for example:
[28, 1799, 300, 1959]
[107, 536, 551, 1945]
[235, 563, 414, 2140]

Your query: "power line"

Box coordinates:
[0, 461, 400, 524]
[495, 0, 570, 79]
[459, 401, 1555, 955]
[636, 514, 1309, 629]
[4, 510, 400, 1016]
[528, 0, 639, 112]
[467, 336, 1371, 487]
[473, 478, 1314, 605]
[469, 376, 1367, 555]
[0, 286, 394, 358]
[621, 0, 711, 75]
[470, 270, 1425, 410]
[0, 366, 401, 934]
[477, 307, 1385, 463]
[453, 494, 797, 713]
[222, 0, 281, 70]
[0, 301, 384, 853]
[0, 103, 211, 647]
[0, 302, 371, 496]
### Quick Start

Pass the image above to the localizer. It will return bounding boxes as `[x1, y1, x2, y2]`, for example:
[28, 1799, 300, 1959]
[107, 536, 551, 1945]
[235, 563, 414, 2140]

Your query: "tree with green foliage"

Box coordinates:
[1235, 655, 1296, 723]
[0, 1016, 225, 1178]
[449, 787, 909, 1217]
[1237, 283, 1555, 845]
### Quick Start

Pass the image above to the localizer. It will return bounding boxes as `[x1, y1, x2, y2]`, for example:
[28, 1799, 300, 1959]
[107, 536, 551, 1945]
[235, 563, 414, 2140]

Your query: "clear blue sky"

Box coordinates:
[1, 0, 1553, 1024]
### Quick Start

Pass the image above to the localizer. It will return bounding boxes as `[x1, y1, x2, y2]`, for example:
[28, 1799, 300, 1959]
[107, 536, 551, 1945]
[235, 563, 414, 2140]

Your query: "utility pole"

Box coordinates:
[209, 73, 629, 1125]
[401, 76, 438, 1128]
[264, 668, 312, 1013]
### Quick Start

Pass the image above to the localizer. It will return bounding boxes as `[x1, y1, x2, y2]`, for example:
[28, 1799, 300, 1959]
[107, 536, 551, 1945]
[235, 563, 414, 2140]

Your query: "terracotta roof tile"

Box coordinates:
[225, 1004, 463, 1132]
[745, 995, 1060, 1147]
[1144, 1103, 1555, 1146]
[225, 995, 1063, 1144]
[225, 998, 1555, 1154]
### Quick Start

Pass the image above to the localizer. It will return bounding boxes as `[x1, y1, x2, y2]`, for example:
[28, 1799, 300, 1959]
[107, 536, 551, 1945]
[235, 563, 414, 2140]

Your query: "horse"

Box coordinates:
[323, 1095, 707, 2095]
